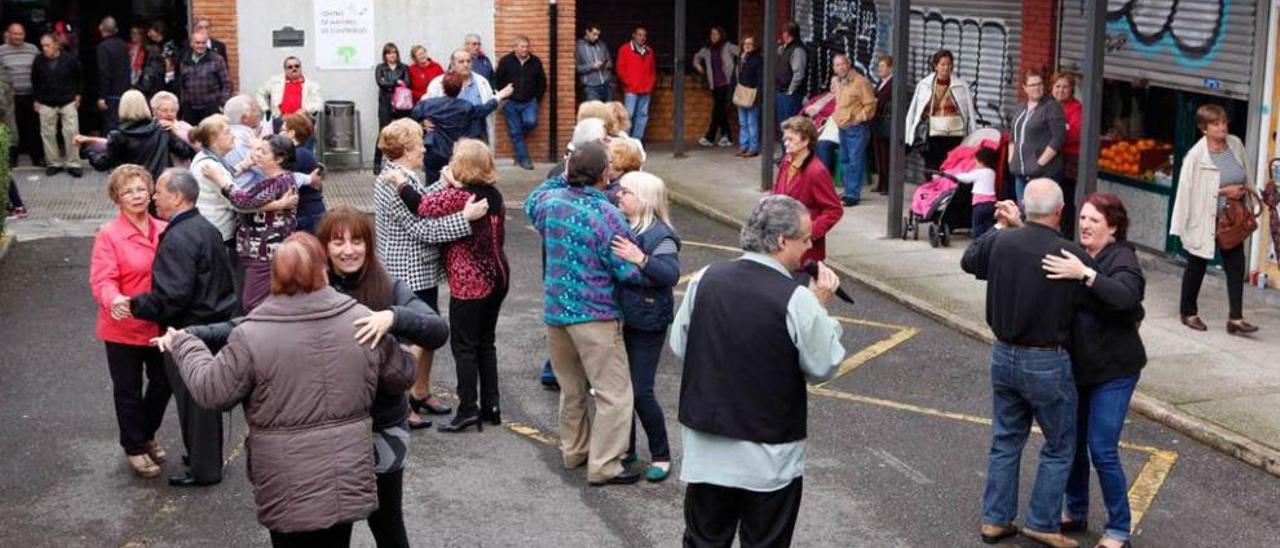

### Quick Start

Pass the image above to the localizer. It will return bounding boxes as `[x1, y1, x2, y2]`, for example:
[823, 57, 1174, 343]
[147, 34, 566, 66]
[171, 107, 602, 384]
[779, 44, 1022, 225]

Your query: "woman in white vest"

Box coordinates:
[904, 49, 977, 170]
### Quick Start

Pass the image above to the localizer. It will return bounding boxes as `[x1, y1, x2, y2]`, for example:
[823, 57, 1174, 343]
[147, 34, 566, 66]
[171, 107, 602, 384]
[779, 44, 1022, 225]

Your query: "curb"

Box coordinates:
[667, 188, 1280, 479]
[0, 230, 15, 264]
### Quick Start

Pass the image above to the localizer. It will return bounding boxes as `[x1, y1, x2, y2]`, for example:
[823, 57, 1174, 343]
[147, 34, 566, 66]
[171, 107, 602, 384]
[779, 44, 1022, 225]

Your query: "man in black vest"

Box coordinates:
[961, 179, 1091, 548]
[671, 195, 845, 547]
[128, 168, 237, 487]
[775, 22, 807, 127]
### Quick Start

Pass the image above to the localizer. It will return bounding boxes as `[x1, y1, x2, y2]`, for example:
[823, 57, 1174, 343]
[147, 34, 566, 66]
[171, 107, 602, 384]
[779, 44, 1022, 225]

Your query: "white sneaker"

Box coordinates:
[717, 137, 733, 147]
[698, 137, 714, 147]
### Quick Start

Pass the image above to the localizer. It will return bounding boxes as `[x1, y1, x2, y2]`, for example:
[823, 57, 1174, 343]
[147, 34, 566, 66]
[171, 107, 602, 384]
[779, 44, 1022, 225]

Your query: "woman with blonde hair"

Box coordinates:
[577, 100, 617, 133]
[375, 118, 487, 426]
[604, 138, 644, 203]
[397, 139, 510, 432]
[81, 89, 195, 180]
[610, 101, 647, 161]
[610, 171, 680, 482]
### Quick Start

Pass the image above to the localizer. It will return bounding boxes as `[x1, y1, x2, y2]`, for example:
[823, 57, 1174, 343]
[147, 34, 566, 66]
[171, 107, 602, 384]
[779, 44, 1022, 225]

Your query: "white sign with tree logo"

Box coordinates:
[314, 0, 375, 70]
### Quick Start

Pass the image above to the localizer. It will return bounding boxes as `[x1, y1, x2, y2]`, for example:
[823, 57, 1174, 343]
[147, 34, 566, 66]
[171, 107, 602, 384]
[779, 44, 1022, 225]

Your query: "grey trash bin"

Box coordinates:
[319, 100, 362, 170]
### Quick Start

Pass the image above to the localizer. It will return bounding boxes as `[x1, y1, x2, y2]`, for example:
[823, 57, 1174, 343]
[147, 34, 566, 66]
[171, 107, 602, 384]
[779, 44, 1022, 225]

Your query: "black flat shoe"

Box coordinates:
[1181, 315, 1208, 331]
[980, 523, 1019, 544]
[407, 417, 433, 430]
[409, 394, 453, 415]
[589, 467, 641, 486]
[1060, 519, 1087, 533]
[437, 414, 483, 433]
[1227, 320, 1259, 335]
[168, 473, 219, 487]
[540, 378, 560, 391]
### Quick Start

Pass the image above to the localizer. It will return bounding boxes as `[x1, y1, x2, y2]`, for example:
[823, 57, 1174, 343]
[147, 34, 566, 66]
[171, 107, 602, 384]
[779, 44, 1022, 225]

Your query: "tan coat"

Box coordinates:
[169, 286, 415, 533]
[831, 73, 877, 128]
[1170, 135, 1249, 260]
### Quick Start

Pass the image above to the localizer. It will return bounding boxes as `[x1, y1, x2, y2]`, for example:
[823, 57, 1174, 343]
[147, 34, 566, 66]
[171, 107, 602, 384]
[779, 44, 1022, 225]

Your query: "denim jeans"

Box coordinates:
[503, 100, 539, 164]
[775, 91, 802, 124]
[624, 93, 651, 140]
[584, 83, 613, 102]
[816, 141, 839, 177]
[982, 342, 1078, 532]
[1064, 374, 1139, 542]
[625, 327, 670, 461]
[737, 106, 760, 153]
[839, 123, 870, 202]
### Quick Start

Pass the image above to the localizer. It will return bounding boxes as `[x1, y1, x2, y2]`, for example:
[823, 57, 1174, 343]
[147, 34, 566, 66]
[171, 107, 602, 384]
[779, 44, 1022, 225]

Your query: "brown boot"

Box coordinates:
[1022, 528, 1080, 548]
[980, 523, 1019, 544]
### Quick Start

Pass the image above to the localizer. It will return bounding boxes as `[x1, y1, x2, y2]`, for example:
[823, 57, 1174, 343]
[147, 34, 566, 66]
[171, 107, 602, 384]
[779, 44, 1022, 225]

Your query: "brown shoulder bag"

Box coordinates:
[1216, 186, 1262, 250]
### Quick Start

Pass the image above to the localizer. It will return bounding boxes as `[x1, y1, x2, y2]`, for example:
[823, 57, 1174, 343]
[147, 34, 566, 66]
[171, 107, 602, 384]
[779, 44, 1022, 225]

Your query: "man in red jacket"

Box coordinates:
[616, 25, 656, 141]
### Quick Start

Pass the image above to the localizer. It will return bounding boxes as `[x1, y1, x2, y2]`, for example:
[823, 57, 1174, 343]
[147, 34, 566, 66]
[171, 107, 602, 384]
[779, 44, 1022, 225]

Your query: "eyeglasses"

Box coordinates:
[285, 63, 301, 69]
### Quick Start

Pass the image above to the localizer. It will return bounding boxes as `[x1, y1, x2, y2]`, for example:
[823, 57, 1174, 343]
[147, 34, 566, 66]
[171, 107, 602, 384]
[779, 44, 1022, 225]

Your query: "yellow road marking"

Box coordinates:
[522, 238, 1176, 525]
[506, 421, 560, 447]
[809, 385, 1177, 527]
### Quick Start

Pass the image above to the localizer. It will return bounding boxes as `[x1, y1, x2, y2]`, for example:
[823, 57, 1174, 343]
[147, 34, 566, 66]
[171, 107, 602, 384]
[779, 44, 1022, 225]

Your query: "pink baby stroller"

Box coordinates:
[902, 128, 1007, 247]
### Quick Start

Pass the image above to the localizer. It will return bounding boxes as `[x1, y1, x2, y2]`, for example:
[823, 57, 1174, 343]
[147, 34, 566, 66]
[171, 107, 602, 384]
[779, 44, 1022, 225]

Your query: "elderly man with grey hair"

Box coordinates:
[463, 33, 495, 83]
[426, 48, 497, 142]
[127, 168, 237, 487]
[961, 178, 1093, 548]
[671, 194, 844, 547]
[219, 95, 317, 190]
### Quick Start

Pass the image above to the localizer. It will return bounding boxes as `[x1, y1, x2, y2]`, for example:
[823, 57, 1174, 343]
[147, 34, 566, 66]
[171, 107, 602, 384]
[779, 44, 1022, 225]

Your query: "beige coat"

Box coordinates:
[169, 286, 415, 533]
[1169, 135, 1249, 260]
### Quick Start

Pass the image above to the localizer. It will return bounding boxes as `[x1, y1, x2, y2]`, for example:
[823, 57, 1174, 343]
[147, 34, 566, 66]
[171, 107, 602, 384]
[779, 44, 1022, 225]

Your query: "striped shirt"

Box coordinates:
[0, 42, 38, 94]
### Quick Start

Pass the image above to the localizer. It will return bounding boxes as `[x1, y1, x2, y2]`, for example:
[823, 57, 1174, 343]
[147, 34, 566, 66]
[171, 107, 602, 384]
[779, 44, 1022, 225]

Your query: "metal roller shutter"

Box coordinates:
[1058, 0, 1257, 99]
[795, 0, 1024, 128]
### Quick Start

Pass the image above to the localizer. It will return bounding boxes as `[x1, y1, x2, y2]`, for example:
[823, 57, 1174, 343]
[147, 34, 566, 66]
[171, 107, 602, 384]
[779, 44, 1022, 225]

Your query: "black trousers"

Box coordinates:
[181, 105, 221, 126]
[449, 287, 507, 416]
[1181, 244, 1246, 320]
[367, 469, 409, 548]
[104, 342, 171, 455]
[269, 522, 353, 548]
[1059, 175, 1077, 239]
[705, 85, 733, 142]
[164, 352, 223, 483]
[922, 135, 964, 171]
[12, 94, 43, 165]
[683, 477, 804, 548]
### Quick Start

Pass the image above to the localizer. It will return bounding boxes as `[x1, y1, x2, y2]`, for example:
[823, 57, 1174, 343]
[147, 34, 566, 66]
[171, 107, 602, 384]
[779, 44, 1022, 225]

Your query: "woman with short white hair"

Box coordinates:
[149, 91, 196, 150]
[611, 171, 680, 482]
[78, 89, 195, 180]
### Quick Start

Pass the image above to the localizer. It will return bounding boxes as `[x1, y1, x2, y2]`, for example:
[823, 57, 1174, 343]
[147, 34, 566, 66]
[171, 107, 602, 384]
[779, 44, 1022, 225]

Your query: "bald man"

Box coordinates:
[96, 16, 131, 129]
[961, 178, 1094, 548]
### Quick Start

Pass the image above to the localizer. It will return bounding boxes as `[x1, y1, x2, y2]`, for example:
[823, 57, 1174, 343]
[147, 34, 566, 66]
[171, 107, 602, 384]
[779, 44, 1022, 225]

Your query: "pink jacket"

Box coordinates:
[90, 213, 167, 346]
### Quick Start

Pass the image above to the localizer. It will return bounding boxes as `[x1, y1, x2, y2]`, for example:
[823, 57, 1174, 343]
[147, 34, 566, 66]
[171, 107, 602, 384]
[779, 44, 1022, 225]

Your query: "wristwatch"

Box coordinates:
[1081, 267, 1097, 285]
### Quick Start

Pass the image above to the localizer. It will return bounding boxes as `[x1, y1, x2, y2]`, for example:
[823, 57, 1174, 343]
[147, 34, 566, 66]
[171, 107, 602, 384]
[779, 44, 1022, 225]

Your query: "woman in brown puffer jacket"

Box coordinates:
[155, 232, 416, 547]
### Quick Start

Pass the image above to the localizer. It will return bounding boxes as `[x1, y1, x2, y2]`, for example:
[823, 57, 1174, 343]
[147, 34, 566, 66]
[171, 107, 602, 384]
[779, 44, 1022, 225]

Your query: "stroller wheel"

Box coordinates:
[928, 225, 939, 248]
[913, 221, 921, 240]
[901, 217, 911, 240]
[939, 225, 951, 247]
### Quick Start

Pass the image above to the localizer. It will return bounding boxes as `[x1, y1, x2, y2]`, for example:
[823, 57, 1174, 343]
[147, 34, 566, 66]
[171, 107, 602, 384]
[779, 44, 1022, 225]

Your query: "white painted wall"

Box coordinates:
[236, 0, 496, 163]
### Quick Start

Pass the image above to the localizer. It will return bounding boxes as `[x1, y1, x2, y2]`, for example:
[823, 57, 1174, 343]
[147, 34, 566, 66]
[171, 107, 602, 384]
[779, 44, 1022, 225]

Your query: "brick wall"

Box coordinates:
[494, 0, 576, 162]
[191, 0, 240, 91]
[1020, 0, 1057, 92]
[491, 0, 790, 159]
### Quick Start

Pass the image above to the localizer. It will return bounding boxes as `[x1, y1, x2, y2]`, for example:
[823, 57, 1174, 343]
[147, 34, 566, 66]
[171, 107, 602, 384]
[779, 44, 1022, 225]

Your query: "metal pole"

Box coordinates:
[1076, 0, 1106, 199]
[548, 0, 559, 162]
[761, 0, 777, 191]
[674, 0, 687, 157]
[886, 0, 909, 236]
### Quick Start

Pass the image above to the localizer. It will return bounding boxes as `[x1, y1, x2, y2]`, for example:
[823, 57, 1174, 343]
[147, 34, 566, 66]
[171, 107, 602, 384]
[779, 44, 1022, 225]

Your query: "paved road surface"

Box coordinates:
[1, 194, 1277, 547]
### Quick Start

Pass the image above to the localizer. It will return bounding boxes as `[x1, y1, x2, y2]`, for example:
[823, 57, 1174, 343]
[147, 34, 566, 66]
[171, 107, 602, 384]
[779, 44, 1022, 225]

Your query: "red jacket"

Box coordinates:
[408, 60, 445, 103]
[1061, 97, 1082, 158]
[90, 213, 168, 346]
[772, 153, 844, 263]
[616, 42, 657, 94]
